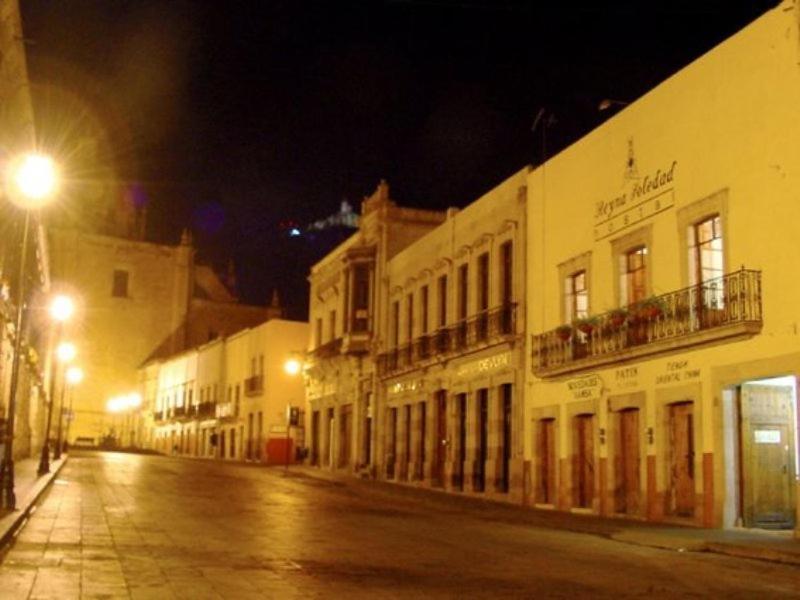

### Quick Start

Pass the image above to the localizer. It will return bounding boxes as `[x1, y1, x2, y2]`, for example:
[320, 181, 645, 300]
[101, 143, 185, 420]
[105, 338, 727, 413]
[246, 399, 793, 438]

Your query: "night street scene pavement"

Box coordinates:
[0, 452, 798, 599]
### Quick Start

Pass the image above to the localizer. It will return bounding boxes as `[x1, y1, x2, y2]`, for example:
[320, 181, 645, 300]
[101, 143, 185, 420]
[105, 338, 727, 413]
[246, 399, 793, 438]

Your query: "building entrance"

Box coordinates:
[614, 408, 640, 515]
[572, 414, 594, 509]
[667, 401, 695, 518]
[724, 376, 797, 529]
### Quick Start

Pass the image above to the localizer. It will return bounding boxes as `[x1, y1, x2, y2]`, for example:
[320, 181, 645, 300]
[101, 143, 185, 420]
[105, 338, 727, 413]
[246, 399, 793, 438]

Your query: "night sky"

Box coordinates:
[20, 1, 776, 320]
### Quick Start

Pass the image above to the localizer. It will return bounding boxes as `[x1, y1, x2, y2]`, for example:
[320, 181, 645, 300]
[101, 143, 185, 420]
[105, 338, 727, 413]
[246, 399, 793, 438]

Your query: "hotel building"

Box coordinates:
[525, 2, 799, 529]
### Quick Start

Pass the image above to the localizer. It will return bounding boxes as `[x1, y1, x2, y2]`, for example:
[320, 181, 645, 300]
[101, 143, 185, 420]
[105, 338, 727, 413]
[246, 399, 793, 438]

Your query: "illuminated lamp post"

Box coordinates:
[53, 305, 77, 461]
[62, 366, 84, 451]
[39, 340, 76, 474]
[283, 356, 303, 471]
[1, 153, 58, 510]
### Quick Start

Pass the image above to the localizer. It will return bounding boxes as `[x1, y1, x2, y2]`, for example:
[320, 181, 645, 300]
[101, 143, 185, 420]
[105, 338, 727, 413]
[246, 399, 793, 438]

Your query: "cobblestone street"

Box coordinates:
[1, 452, 798, 599]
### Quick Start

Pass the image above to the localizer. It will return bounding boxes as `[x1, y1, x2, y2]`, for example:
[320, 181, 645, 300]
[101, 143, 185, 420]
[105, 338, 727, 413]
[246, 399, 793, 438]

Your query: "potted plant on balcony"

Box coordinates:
[555, 324, 573, 342]
[608, 307, 629, 330]
[575, 316, 600, 336]
[637, 296, 667, 320]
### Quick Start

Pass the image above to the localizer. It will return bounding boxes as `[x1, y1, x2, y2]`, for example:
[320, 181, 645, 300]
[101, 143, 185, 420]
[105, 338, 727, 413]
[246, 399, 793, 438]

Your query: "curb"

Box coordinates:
[0, 455, 68, 549]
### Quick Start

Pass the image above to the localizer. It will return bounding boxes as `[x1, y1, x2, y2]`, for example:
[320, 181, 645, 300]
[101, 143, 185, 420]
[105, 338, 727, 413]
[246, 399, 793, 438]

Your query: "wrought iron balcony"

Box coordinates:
[197, 401, 216, 418]
[244, 375, 263, 396]
[309, 337, 343, 360]
[532, 268, 762, 376]
[377, 303, 518, 378]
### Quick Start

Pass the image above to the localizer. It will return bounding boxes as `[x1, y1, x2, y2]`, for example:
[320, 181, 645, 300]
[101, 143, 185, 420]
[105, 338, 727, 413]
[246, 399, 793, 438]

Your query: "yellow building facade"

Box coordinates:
[525, 3, 800, 529]
[146, 318, 308, 462]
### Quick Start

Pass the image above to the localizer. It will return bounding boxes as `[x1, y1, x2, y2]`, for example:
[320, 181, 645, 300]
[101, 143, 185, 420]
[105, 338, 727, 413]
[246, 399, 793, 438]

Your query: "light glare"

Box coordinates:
[56, 342, 77, 363]
[50, 294, 75, 322]
[65, 366, 84, 385]
[284, 358, 302, 376]
[12, 154, 58, 202]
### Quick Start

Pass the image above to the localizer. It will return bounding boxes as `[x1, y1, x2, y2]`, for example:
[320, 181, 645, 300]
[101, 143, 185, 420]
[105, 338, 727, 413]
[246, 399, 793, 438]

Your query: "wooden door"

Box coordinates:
[455, 394, 466, 490]
[339, 404, 352, 467]
[741, 384, 796, 528]
[475, 390, 488, 492]
[614, 409, 640, 514]
[435, 392, 447, 486]
[668, 402, 695, 517]
[500, 384, 512, 493]
[311, 411, 319, 465]
[387, 407, 397, 479]
[573, 414, 594, 508]
[537, 419, 556, 504]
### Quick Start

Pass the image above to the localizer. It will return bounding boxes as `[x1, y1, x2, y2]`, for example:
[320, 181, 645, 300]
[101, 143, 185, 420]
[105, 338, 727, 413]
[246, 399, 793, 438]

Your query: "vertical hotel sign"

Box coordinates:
[594, 161, 677, 240]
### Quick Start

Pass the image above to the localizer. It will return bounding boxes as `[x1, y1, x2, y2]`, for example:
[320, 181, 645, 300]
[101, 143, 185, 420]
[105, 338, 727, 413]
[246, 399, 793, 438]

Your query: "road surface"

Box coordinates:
[0, 452, 798, 598]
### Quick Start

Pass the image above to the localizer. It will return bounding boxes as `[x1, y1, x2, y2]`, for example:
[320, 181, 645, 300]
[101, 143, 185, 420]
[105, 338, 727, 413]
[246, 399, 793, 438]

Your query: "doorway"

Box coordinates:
[724, 376, 797, 529]
[572, 414, 594, 509]
[434, 391, 447, 486]
[667, 401, 695, 518]
[614, 408, 640, 515]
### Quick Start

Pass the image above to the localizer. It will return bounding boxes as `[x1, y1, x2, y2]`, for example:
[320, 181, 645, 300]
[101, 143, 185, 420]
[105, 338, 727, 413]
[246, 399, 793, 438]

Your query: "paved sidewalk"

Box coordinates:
[0, 454, 68, 548]
[287, 464, 800, 566]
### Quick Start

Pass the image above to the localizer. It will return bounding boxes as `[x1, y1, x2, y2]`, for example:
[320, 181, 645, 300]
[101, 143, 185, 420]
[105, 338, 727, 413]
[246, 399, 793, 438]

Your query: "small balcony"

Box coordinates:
[197, 401, 216, 418]
[532, 268, 763, 377]
[244, 375, 263, 396]
[309, 337, 343, 360]
[153, 410, 165, 422]
[377, 303, 518, 378]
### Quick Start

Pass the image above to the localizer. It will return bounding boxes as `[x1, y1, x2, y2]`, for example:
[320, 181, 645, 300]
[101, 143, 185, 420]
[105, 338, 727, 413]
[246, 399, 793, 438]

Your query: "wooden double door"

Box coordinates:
[668, 402, 695, 518]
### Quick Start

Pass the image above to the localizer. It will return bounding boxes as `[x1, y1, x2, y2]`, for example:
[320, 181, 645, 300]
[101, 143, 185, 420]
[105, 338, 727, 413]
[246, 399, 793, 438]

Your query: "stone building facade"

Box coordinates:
[48, 227, 277, 445]
[376, 170, 528, 503]
[305, 181, 446, 474]
[0, 0, 51, 462]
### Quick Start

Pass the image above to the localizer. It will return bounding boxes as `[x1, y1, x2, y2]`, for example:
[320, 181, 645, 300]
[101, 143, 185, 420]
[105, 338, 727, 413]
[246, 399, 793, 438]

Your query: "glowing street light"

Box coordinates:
[50, 294, 75, 323]
[284, 357, 302, 376]
[3, 153, 59, 508]
[65, 366, 84, 386]
[56, 341, 77, 363]
[9, 154, 58, 204]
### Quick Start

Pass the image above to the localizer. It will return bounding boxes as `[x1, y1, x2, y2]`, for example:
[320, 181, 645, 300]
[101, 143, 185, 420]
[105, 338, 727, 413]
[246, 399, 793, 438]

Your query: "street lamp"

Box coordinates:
[282, 355, 304, 471]
[1, 152, 58, 510]
[63, 366, 83, 451]
[39, 337, 76, 473]
[53, 337, 77, 461]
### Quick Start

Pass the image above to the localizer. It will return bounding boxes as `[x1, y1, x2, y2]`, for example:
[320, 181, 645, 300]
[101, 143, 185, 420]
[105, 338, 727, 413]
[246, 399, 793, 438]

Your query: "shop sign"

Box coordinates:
[566, 374, 602, 401]
[594, 160, 677, 240]
[389, 379, 422, 396]
[455, 352, 511, 378]
[655, 360, 700, 385]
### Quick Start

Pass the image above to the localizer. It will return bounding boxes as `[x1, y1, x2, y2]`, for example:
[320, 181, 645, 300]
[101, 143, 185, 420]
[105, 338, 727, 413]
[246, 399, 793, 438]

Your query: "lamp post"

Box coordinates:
[283, 357, 303, 472]
[53, 312, 77, 460]
[63, 366, 83, 451]
[1, 153, 58, 510]
[39, 339, 76, 474]
[48, 295, 74, 463]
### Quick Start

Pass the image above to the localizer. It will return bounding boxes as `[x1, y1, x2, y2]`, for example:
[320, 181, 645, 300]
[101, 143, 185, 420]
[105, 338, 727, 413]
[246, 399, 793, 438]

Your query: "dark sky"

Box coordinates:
[20, 0, 776, 320]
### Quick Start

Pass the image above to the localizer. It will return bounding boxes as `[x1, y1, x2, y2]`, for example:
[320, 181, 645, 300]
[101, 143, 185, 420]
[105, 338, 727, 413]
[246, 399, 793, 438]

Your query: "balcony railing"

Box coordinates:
[244, 375, 263, 396]
[309, 337, 343, 360]
[197, 401, 216, 418]
[532, 268, 762, 376]
[378, 303, 517, 378]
